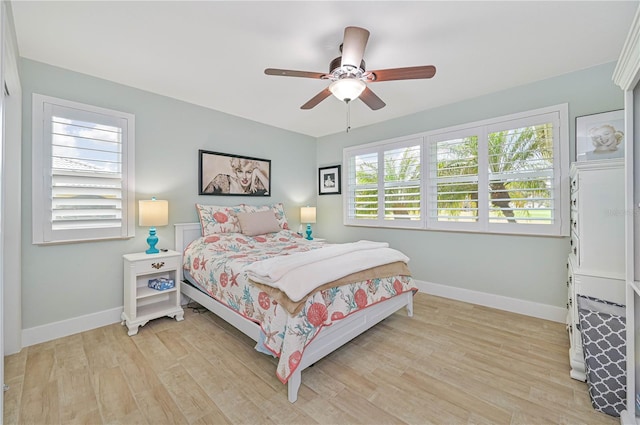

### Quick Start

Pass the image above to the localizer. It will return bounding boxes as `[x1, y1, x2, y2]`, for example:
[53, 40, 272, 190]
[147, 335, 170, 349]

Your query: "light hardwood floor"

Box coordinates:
[4, 293, 618, 424]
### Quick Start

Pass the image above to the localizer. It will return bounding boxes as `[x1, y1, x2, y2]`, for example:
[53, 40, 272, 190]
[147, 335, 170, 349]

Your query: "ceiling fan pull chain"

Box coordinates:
[346, 99, 351, 133]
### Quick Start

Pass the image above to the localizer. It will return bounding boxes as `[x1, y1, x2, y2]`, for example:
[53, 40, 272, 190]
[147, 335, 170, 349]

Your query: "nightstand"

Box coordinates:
[121, 250, 184, 336]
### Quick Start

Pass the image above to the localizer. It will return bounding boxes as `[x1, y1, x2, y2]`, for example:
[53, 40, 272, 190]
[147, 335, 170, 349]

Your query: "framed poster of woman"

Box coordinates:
[199, 150, 271, 196]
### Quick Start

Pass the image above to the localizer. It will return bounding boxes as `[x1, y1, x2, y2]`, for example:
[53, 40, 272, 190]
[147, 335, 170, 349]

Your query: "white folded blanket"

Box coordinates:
[245, 240, 410, 302]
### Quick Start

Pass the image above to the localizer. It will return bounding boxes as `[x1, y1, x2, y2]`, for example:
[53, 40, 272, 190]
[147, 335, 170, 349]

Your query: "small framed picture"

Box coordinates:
[576, 110, 624, 162]
[319, 165, 341, 195]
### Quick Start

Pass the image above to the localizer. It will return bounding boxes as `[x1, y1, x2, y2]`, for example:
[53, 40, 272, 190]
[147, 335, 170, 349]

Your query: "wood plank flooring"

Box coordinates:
[4, 294, 618, 424]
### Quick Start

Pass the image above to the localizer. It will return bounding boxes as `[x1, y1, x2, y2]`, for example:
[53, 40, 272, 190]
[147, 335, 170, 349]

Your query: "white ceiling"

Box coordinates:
[10, 1, 639, 138]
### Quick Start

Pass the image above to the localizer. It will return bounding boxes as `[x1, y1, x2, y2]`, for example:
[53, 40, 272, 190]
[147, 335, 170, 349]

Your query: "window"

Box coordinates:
[430, 132, 479, 224]
[348, 150, 379, 220]
[344, 104, 569, 236]
[384, 144, 421, 221]
[32, 94, 135, 244]
[346, 138, 423, 229]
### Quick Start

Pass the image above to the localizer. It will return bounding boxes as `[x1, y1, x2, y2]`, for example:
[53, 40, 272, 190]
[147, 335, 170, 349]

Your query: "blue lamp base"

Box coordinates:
[305, 224, 313, 240]
[146, 227, 159, 254]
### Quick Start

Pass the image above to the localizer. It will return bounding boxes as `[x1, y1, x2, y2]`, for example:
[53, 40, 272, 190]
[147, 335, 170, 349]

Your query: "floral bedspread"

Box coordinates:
[182, 229, 417, 383]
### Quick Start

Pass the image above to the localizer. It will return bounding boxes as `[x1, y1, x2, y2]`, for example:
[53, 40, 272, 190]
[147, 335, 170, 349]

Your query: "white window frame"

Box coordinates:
[426, 126, 484, 233]
[344, 136, 425, 229]
[32, 94, 135, 244]
[344, 104, 569, 237]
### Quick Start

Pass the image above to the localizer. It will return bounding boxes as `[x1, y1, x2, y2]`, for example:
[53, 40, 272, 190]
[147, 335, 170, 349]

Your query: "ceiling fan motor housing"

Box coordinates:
[329, 56, 366, 80]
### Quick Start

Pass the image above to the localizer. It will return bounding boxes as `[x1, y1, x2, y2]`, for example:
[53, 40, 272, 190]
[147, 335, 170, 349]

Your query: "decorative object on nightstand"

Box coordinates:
[139, 197, 168, 254]
[121, 249, 184, 336]
[148, 277, 175, 291]
[300, 206, 316, 240]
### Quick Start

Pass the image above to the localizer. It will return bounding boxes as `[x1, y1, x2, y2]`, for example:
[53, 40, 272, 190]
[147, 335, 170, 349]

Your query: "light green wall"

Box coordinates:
[316, 62, 623, 308]
[18, 58, 623, 329]
[20, 59, 316, 329]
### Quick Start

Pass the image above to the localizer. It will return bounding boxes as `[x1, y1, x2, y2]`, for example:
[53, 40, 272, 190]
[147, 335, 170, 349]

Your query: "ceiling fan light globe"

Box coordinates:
[329, 79, 366, 102]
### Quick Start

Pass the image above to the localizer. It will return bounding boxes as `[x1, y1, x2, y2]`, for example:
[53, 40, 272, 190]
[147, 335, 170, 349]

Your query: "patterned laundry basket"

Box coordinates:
[577, 295, 626, 417]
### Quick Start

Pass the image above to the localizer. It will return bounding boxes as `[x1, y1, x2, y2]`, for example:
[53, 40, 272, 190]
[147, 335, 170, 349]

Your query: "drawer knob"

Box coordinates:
[152, 262, 165, 269]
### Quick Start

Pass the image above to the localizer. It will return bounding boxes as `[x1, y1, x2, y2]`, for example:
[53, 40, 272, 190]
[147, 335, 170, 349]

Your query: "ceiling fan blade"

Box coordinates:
[359, 86, 386, 110]
[301, 88, 332, 110]
[264, 68, 327, 79]
[368, 65, 437, 82]
[340, 26, 370, 69]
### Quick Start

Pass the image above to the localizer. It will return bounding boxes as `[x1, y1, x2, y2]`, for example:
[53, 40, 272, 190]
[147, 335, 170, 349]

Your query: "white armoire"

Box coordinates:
[568, 159, 626, 381]
[614, 5, 640, 424]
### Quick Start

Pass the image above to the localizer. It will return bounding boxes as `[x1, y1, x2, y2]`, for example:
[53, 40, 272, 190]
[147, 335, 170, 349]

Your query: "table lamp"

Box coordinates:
[139, 197, 168, 254]
[300, 206, 316, 240]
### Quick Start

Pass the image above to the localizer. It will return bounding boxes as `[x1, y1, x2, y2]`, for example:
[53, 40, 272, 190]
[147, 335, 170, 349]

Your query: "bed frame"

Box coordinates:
[175, 222, 414, 403]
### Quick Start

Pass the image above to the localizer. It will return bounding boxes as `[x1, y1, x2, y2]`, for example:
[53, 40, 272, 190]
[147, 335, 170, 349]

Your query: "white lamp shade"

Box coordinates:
[329, 79, 366, 101]
[300, 206, 316, 224]
[139, 199, 168, 227]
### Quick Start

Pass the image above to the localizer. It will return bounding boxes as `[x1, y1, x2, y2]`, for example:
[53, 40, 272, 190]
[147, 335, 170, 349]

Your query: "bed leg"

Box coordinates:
[406, 292, 414, 317]
[287, 370, 301, 403]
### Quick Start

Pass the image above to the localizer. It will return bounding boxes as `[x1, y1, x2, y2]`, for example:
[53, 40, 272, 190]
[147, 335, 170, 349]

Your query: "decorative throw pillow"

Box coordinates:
[195, 204, 242, 236]
[236, 211, 281, 236]
[241, 202, 289, 230]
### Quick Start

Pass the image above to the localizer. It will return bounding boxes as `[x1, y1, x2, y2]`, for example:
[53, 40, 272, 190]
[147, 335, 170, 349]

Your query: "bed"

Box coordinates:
[175, 203, 417, 403]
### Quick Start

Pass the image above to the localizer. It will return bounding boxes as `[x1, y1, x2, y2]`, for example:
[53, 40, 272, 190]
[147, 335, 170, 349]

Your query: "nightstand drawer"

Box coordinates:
[133, 255, 180, 274]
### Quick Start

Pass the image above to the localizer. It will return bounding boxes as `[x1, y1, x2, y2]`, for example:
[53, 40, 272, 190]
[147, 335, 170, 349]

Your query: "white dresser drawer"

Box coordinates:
[569, 232, 580, 265]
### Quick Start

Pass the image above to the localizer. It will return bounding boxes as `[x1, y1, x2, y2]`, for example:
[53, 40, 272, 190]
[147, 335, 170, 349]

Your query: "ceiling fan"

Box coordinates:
[264, 26, 436, 111]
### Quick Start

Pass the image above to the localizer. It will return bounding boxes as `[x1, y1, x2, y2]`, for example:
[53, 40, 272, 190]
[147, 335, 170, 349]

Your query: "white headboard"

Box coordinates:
[174, 222, 202, 282]
[174, 222, 202, 253]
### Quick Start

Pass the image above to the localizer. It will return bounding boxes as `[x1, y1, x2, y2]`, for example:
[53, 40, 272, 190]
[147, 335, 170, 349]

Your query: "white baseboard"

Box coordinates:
[21, 306, 123, 348]
[17, 281, 565, 350]
[415, 280, 567, 323]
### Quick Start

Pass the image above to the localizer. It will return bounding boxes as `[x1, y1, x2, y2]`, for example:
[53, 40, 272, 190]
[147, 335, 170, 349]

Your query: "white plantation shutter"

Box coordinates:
[346, 150, 378, 220]
[429, 133, 480, 228]
[485, 113, 560, 235]
[344, 104, 568, 236]
[428, 111, 562, 235]
[345, 138, 423, 228]
[33, 94, 135, 244]
[487, 124, 554, 223]
[383, 144, 421, 221]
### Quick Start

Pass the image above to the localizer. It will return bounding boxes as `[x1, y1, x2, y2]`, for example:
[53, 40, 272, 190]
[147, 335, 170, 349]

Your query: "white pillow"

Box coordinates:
[236, 211, 281, 236]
